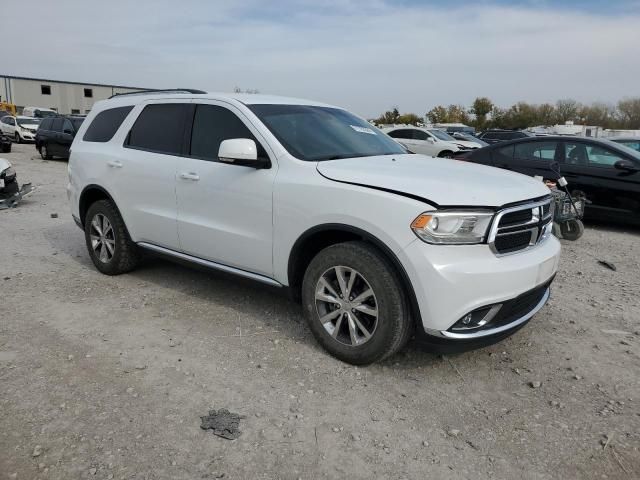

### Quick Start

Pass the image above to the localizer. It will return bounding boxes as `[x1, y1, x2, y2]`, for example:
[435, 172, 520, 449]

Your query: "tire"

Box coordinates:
[559, 219, 584, 241]
[14, 133, 20, 144]
[1, 144, 10, 153]
[40, 143, 52, 160]
[438, 150, 453, 158]
[301, 241, 412, 365]
[84, 199, 140, 275]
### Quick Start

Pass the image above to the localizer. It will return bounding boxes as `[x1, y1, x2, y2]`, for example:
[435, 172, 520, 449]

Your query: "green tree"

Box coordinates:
[470, 97, 494, 129]
[426, 105, 449, 124]
[555, 99, 580, 124]
[396, 113, 422, 125]
[446, 105, 471, 124]
[374, 107, 400, 125]
[617, 97, 640, 129]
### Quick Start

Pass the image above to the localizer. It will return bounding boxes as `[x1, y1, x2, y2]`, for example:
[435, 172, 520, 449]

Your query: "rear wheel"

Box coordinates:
[84, 200, 140, 275]
[559, 219, 584, 241]
[1, 144, 10, 153]
[301, 241, 412, 365]
[40, 143, 52, 160]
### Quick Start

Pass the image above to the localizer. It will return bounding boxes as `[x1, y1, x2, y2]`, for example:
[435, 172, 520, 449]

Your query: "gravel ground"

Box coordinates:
[1, 143, 639, 480]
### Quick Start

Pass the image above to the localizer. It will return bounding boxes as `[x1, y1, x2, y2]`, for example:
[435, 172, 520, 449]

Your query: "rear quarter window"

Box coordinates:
[39, 118, 53, 130]
[83, 106, 134, 142]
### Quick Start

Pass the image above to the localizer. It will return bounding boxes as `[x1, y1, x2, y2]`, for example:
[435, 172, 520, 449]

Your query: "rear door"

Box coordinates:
[105, 101, 187, 249]
[560, 140, 640, 220]
[175, 101, 276, 276]
[59, 119, 75, 157]
[49, 118, 64, 155]
[491, 140, 559, 179]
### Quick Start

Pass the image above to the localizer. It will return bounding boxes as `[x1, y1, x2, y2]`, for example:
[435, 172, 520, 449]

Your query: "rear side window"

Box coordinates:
[126, 104, 189, 155]
[388, 129, 412, 139]
[190, 104, 265, 161]
[39, 118, 53, 130]
[83, 106, 133, 142]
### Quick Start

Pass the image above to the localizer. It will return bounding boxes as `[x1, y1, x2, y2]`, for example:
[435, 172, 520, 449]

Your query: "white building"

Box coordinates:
[0, 75, 149, 115]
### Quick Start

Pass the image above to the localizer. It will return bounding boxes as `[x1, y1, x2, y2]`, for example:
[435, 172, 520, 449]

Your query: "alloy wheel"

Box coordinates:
[90, 213, 116, 263]
[314, 266, 378, 346]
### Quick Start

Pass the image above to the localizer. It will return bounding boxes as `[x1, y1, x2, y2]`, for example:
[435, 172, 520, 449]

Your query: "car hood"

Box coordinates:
[316, 154, 551, 208]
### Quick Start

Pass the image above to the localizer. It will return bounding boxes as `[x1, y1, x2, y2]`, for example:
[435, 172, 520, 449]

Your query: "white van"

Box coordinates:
[22, 107, 58, 118]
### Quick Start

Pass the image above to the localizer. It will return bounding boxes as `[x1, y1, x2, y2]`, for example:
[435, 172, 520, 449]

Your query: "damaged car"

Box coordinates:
[0, 158, 35, 209]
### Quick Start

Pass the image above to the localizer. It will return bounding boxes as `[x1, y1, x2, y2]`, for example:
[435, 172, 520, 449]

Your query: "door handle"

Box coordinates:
[107, 160, 123, 168]
[180, 172, 200, 181]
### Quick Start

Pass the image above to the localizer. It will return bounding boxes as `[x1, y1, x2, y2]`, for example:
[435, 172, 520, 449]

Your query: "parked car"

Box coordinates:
[0, 133, 11, 152]
[35, 116, 85, 159]
[383, 126, 463, 157]
[609, 136, 640, 153]
[477, 129, 534, 144]
[0, 157, 34, 209]
[0, 116, 41, 143]
[68, 90, 560, 365]
[457, 136, 640, 225]
[451, 132, 488, 147]
[22, 106, 58, 118]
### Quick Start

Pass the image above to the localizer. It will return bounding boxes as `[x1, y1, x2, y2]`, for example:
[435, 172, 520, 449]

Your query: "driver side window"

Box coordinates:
[565, 142, 626, 168]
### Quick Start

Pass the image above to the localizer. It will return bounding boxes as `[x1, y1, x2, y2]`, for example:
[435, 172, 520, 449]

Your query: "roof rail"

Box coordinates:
[108, 88, 207, 99]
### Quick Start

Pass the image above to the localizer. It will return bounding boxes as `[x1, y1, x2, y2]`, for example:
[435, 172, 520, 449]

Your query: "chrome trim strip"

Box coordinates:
[488, 197, 552, 256]
[425, 288, 550, 340]
[137, 242, 283, 287]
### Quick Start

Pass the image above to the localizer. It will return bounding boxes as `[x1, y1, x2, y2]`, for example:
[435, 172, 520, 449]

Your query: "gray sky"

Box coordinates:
[4, 0, 640, 117]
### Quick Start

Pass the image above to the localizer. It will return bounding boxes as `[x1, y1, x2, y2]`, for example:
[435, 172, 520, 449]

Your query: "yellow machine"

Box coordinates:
[0, 101, 17, 116]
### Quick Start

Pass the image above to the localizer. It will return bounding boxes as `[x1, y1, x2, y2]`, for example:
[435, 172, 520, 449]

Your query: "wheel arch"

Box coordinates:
[78, 184, 119, 227]
[287, 223, 421, 322]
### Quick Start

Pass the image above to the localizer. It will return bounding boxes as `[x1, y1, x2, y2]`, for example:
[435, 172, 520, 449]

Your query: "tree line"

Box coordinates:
[373, 97, 640, 131]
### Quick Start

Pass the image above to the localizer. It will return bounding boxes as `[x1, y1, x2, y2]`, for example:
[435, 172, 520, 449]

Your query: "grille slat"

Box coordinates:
[490, 198, 552, 255]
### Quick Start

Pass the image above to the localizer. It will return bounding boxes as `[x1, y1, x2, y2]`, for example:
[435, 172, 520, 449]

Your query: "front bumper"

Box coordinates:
[399, 234, 561, 336]
[0, 182, 36, 209]
[20, 132, 36, 141]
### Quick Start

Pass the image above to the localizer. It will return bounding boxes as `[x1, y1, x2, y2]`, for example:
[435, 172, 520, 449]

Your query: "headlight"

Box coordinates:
[411, 210, 494, 244]
[2, 166, 16, 180]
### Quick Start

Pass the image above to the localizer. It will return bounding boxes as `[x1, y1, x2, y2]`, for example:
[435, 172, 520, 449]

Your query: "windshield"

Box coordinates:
[248, 104, 406, 161]
[17, 118, 41, 127]
[612, 139, 640, 153]
[428, 129, 456, 141]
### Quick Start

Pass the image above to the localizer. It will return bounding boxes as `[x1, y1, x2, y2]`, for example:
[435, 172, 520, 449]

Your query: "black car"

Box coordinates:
[477, 129, 534, 144]
[35, 116, 84, 159]
[0, 132, 11, 153]
[457, 136, 640, 225]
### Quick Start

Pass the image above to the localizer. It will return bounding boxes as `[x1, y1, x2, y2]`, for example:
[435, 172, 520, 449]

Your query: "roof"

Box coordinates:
[97, 91, 338, 110]
[1, 74, 151, 90]
[609, 136, 640, 141]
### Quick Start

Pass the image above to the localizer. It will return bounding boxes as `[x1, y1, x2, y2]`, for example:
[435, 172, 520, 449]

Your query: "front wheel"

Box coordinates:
[84, 199, 141, 275]
[14, 133, 20, 144]
[438, 150, 453, 158]
[1, 144, 10, 153]
[301, 241, 412, 365]
[559, 219, 584, 241]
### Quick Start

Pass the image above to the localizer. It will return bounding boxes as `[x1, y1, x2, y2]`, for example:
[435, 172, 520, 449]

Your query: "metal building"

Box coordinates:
[0, 75, 149, 115]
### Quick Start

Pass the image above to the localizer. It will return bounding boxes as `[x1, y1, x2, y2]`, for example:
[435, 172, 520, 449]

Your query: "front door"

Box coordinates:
[175, 102, 276, 277]
[561, 141, 640, 221]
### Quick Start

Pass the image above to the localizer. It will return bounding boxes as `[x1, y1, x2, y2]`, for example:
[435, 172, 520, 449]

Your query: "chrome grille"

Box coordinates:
[488, 197, 554, 255]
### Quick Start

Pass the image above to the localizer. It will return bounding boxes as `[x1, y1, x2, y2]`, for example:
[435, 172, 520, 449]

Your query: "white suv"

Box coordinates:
[383, 126, 476, 157]
[68, 89, 560, 365]
[0, 115, 41, 143]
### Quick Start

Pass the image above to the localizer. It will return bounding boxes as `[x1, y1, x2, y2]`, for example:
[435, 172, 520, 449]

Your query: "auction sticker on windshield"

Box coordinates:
[350, 125, 376, 135]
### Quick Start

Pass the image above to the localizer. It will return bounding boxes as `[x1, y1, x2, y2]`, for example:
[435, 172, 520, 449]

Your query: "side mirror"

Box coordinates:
[614, 159, 639, 172]
[218, 138, 262, 167]
[427, 137, 435, 144]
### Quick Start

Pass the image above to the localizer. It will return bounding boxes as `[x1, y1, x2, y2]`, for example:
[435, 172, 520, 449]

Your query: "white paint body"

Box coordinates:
[68, 92, 560, 336]
[0, 116, 39, 141]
